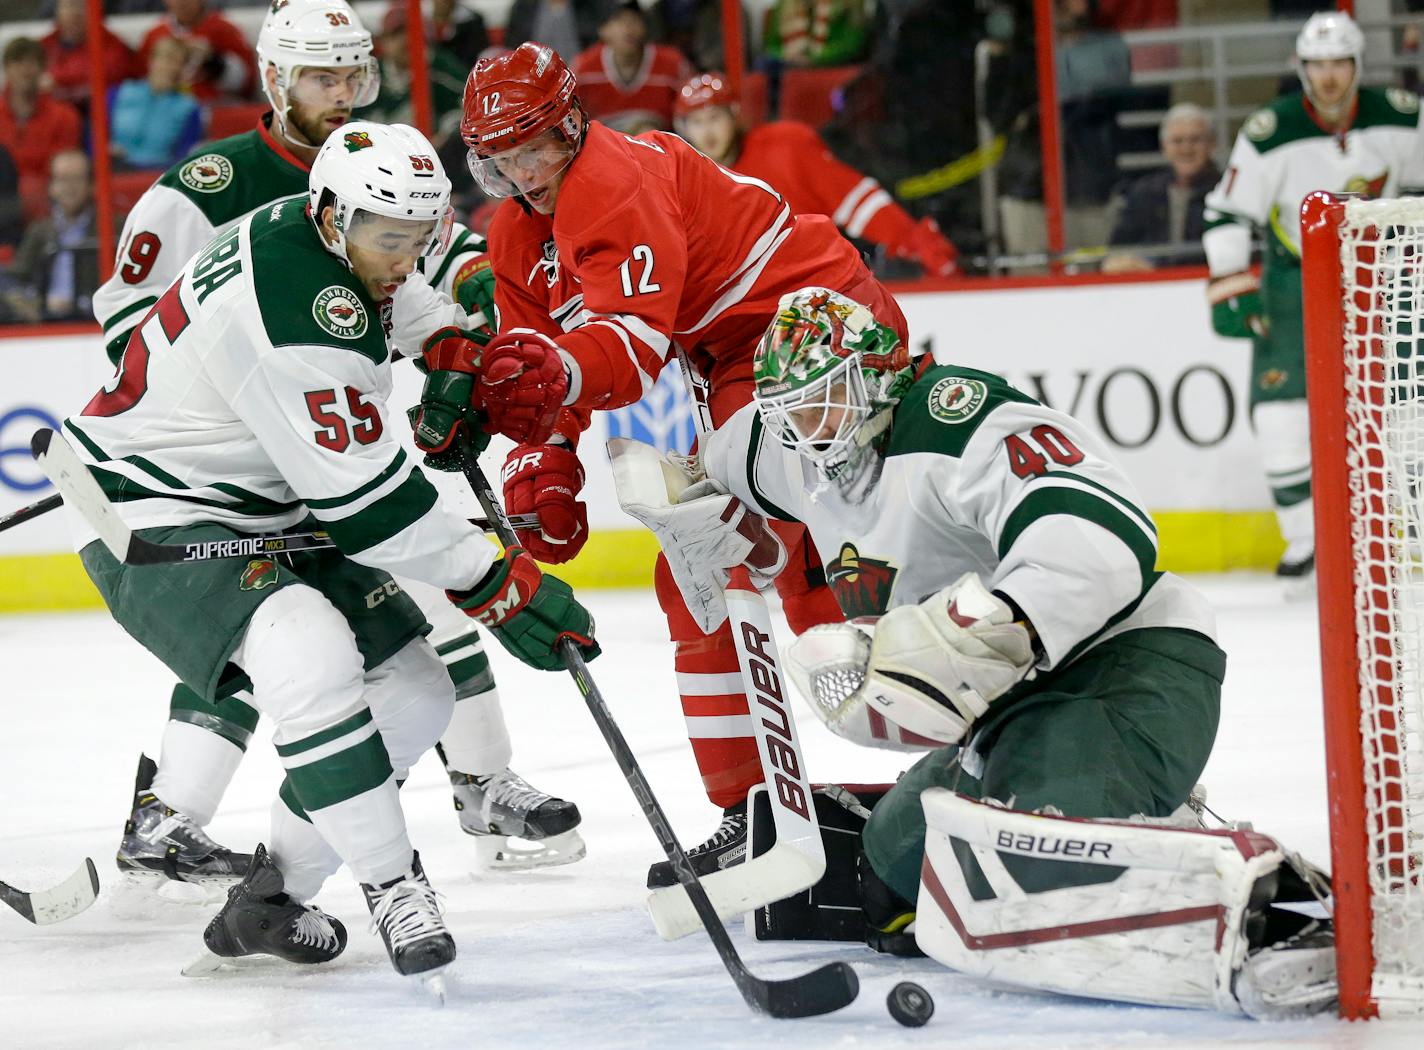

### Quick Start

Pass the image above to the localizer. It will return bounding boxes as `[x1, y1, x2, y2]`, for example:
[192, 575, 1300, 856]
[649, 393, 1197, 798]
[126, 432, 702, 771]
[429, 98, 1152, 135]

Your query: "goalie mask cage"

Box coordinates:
[1303, 190, 1424, 1020]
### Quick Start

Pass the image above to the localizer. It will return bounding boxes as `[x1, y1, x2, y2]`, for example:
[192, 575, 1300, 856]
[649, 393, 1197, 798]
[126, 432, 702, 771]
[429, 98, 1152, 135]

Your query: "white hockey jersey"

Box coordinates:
[65, 196, 497, 592]
[93, 115, 487, 362]
[700, 365, 1216, 671]
[1203, 85, 1424, 275]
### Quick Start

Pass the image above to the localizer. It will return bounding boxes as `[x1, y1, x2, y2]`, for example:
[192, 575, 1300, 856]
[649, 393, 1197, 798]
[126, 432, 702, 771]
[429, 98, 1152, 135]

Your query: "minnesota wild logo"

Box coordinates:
[178, 153, 233, 194]
[1344, 171, 1388, 199]
[239, 558, 280, 592]
[928, 376, 988, 424]
[269, 0, 289, 12]
[825, 543, 898, 619]
[344, 130, 374, 153]
[313, 285, 368, 339]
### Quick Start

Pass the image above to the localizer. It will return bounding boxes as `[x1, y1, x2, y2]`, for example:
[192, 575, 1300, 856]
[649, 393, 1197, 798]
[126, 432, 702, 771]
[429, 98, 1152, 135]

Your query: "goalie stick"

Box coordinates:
[28, 428, 532, 563]
[456, 437, 857, 1019]
[0, 492, 61, 535]
[0, 859, 99, 925]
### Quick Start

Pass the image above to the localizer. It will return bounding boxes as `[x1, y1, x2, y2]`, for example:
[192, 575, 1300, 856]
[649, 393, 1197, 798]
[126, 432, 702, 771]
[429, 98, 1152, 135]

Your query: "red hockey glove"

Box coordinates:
[476, 331, 569, 444]
[502, 442, 589, 564]
[892, 216, 958, 277]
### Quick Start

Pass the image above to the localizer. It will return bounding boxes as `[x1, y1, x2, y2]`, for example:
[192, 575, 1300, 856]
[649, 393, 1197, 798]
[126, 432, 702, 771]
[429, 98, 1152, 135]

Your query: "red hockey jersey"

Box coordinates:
[573, 43, 692, 133]
[733, 120, 919, 250]
[488, 121, 903, 422]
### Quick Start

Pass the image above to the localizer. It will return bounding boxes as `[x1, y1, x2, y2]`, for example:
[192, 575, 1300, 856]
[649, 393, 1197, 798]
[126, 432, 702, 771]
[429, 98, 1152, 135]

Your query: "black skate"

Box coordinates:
[646, 800, 748, 888]
[117, 754, 251, 889]
[363, 852, 455, 1001]
[185, 844, 346, 976]
[449, 766, 585, 870]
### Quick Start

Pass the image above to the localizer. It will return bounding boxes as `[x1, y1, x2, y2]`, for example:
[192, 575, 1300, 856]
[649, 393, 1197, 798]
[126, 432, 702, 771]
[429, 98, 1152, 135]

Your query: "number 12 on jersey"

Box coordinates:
[618, 244, 660, 296]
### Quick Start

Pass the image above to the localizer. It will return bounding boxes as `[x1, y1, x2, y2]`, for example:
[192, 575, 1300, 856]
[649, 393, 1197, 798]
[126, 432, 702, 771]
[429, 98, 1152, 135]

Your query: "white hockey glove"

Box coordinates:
[608, 438, 786, 632]
[787, 573, 1036, 748]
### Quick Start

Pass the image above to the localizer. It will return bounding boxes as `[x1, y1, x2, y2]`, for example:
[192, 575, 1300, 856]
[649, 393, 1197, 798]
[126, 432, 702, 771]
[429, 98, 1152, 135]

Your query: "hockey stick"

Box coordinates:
[0, 858, 99, 924]
[0, 492, 61, 535]
[457, 437, 857, 1019]
[606, 437, 826, 941]
[28, 428, 532, 564]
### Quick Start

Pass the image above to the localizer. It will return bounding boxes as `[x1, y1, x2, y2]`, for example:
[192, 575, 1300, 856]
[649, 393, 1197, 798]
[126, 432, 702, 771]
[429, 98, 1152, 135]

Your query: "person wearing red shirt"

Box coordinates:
[674, 71, 958, 277]
[139, 0, 258, 102]
[41, 0, 138, 113]
[413, 43, 911, 880]
[574, 2, 692, 133]
[0, 37, 83, 222]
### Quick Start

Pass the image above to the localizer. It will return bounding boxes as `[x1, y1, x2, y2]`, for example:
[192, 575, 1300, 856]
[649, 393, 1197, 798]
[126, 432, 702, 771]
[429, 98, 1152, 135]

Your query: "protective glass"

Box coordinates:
[344, 204, 454, 259]
[467, 134, 578, 198]
[289, 60, 380, 111]
[757, 357, 871, 479]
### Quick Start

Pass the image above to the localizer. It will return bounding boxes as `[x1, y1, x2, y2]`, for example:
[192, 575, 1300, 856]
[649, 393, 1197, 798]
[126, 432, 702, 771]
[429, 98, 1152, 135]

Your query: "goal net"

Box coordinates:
[1303, 192, 1424, 1019]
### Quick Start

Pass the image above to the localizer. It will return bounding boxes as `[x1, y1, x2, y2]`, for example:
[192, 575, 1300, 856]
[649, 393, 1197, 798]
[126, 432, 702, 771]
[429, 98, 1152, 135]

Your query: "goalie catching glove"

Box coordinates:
[448, 547, 599, 671]
[787, 573, 1036, 748]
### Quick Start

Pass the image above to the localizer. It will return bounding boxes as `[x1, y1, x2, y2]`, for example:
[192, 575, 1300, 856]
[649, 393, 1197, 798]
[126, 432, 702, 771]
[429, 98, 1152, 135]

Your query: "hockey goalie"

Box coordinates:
[612, 287, 1337, 1019]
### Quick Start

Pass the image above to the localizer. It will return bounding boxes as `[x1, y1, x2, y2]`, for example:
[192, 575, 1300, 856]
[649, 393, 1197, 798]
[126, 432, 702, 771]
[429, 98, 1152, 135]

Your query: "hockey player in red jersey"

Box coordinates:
[673, 72, 958, 278]
[413, 42, 909, 883]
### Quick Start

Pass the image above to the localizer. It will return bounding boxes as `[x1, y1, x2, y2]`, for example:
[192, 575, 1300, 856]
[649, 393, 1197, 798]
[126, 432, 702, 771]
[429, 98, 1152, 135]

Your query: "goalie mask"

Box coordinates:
[308, 121, 453, 267]
[753, 288, 913, 495]
[1294, 11, 1363, 119]
[257, 0, 379, 149]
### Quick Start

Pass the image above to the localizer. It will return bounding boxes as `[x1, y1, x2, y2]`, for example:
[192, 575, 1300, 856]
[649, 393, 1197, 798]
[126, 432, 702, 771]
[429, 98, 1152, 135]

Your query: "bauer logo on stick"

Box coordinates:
[178, 154, 234, 194]
[313, 286, 368, 339]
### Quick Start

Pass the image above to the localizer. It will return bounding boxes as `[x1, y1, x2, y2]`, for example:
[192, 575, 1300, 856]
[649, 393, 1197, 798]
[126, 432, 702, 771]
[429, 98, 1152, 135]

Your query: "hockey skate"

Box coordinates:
[1234, 919, 1338, 1019]
[363, 852, 455, 1002]
[184, 844, 346, 977]
[116, 754, 251, 904]
[646, 800, 747, 888]
[1275, 545, 1316, 600]
[450, 767, 585, 870]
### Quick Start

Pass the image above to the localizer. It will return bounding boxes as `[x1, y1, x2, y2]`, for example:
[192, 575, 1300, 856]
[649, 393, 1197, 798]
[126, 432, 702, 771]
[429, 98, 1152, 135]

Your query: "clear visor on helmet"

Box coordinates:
[467, 131, 579, 199]
[288, 60, 380, 112]
[342, 204, 454, 259]
[757, 356, 871, 478]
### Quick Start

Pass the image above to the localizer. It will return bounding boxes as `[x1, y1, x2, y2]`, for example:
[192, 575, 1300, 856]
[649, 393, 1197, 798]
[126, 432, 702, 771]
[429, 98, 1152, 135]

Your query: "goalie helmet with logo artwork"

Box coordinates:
[753, 288, 913, 490]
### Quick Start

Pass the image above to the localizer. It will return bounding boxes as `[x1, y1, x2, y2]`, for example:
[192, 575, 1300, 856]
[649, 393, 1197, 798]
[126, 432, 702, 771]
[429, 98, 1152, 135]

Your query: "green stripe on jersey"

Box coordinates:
[746, 413, 799, 522]
[998, 487, 1157, 580]
[275, 707, 374, 758]
[1043, 470, 1156, 535]
[282, 731, 392, 812]
[316, 471, 439, 553]
[101, 296, 158, 334]
[303, 449, 409, 510]
[426, 227, 482, 288]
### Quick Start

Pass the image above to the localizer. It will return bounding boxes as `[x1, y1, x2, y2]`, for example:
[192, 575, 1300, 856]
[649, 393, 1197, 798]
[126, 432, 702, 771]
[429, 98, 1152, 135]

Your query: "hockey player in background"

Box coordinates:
[672, 71, 958, 277]
[411, 42, 909, 884]
[628, 287, 1335, 1018]
[92, 0, 586, 890]
[1203, 10, 1424, 586]
[62, 122, 599, 982]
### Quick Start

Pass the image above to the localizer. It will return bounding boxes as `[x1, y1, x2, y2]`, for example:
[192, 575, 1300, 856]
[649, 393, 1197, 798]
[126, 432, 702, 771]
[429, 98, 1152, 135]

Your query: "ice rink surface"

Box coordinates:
[3, 574, 1423, 1049]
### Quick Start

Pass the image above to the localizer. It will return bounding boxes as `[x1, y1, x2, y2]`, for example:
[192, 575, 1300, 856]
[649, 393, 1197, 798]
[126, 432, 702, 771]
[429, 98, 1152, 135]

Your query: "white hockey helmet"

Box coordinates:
[308, 121, 454, 265]
[257, 0, 379, 140]
[1295, 11, 1364, 109]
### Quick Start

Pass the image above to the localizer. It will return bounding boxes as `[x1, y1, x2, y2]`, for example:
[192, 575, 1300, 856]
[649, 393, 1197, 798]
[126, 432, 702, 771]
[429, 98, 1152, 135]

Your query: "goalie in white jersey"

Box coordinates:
[1203, 11, 1424, 584]
[92, 0, 587, 893]
[624, 288, 1335, 1018]
[63, 122, 599, 983]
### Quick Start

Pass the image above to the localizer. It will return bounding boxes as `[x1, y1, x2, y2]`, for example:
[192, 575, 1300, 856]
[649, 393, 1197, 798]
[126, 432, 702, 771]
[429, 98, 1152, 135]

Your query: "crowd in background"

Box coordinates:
[0, 0, 1421, 324]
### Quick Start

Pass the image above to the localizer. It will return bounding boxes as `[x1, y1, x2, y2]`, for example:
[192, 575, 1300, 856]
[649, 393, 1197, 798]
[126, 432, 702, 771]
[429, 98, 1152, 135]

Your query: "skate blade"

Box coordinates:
[181, 950, 298, 979]
[181, 949, 230, 978]
[415, 969, 448, 1006]
[473, 829, 586, 871]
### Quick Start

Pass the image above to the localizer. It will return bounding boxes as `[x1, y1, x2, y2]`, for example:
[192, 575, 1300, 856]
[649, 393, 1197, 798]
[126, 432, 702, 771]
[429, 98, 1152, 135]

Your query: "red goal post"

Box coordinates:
[1302, 190, 1424, 1020]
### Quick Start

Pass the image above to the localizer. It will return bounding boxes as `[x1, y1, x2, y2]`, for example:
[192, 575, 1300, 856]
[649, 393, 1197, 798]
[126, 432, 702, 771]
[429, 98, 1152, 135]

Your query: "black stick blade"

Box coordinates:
[750, 961, 860, 1019]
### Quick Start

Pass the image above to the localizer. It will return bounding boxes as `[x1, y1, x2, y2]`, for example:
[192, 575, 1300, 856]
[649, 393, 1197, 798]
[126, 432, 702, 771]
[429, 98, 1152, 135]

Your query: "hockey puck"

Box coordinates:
[886, 981, 934, 1027]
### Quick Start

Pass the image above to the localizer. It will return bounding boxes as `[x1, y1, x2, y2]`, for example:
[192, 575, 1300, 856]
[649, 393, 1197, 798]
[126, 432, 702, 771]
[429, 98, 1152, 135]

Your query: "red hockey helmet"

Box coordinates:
[461, 42, 579, 156]
[673, 72, 737, 120]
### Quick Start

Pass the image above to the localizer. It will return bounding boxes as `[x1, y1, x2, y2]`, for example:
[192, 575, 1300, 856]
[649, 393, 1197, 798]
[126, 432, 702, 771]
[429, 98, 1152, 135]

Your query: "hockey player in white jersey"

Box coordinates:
[1203, 11, 1424, 585]
[618, 288, 1335, 1018]
[94, 0, 586, 891]
[63, 122, 599, 983]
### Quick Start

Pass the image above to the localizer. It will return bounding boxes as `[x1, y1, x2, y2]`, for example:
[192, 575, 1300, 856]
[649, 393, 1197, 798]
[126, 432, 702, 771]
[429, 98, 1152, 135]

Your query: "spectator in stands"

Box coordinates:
[1102, 103, 1216, 273]
[41, 0, 138, 117]
[432, 0, 491, 67]
[674, 71, 956, 275]
[139, 0, 258, 102]
[360, 5, 468, 144]
[7, 149, 102, 322]
[762, 0, 870, 68]
[109, 36, 205, 171]
[0, 144, 22, 258]
[647, 0, 749, 72]
[504, 0, 612, 64]
[0, 37, 83, 223]
[575, 2, 692, 133]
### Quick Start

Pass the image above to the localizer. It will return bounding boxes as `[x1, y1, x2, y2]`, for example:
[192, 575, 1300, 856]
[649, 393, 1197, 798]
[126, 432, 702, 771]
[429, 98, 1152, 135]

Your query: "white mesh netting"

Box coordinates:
[1340, 196, 1424, 1008]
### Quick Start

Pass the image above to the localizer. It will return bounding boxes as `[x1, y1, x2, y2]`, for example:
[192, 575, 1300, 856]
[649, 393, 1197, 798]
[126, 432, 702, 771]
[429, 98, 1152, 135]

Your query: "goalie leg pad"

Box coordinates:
[914, 788, 1300, 1014]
